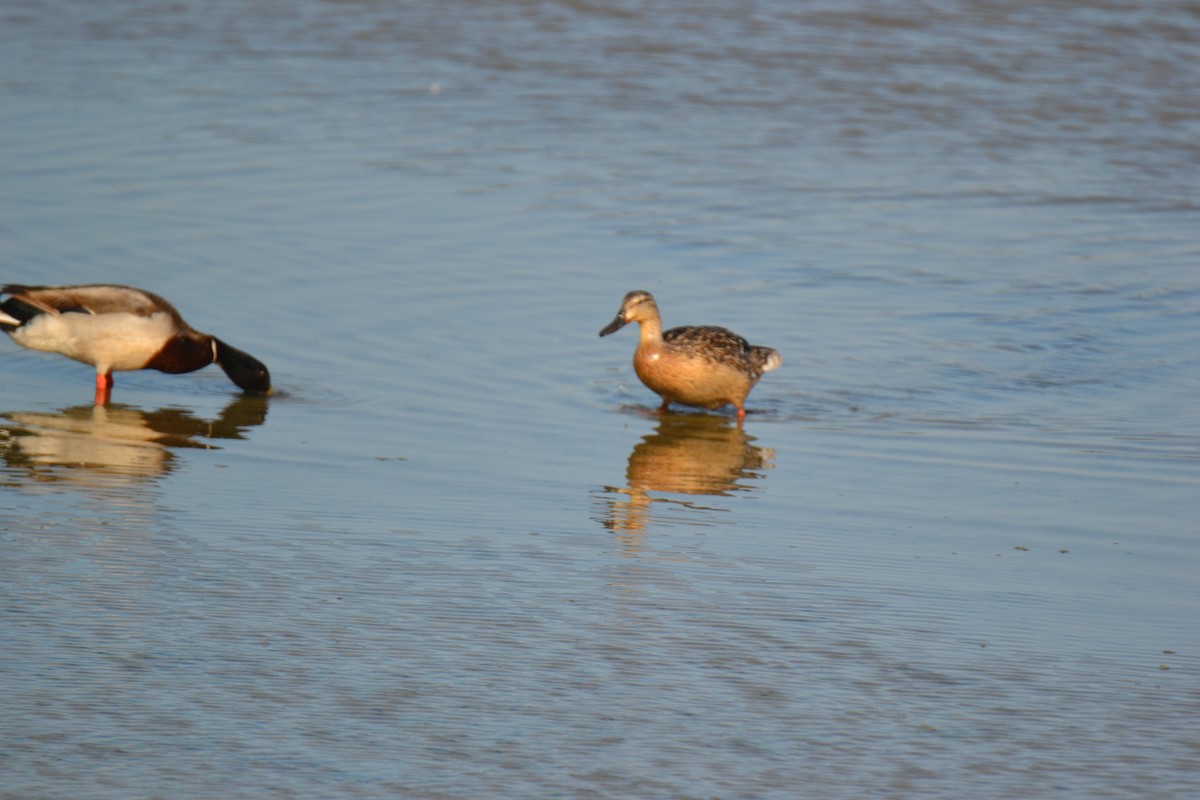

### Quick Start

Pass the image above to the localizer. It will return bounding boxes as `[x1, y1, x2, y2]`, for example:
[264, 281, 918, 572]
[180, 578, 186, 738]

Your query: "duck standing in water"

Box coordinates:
[599, 290, 780, 423]
[1, 283, 272, 404]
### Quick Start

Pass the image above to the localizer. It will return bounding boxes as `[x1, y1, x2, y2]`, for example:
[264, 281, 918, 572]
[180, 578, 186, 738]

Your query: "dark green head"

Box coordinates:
[213, 337, 272, 395]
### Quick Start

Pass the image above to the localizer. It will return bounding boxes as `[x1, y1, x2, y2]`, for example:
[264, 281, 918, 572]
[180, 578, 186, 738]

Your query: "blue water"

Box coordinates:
[2, 1, 1198, 798]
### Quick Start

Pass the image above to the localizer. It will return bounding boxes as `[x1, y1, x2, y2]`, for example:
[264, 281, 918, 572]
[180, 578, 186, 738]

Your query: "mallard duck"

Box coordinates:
[1, 284, 272, 401]
[599, 290, 780, 422]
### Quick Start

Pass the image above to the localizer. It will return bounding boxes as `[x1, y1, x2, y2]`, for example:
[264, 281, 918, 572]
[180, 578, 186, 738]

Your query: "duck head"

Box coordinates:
[213, 338, 272, 395]
[599, 290, 658, 336]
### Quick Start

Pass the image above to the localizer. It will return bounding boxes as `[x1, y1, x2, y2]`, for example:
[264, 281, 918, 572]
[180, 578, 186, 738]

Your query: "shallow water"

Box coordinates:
[2, 1, 1198, 798]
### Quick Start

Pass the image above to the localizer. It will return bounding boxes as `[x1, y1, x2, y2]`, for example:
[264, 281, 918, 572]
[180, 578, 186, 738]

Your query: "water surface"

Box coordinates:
[2, 1, 1198, 798]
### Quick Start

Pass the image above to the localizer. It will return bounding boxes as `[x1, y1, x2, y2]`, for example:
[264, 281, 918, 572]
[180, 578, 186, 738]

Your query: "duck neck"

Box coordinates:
[636, 315, 663, 346]
[145, 332, 214, 375]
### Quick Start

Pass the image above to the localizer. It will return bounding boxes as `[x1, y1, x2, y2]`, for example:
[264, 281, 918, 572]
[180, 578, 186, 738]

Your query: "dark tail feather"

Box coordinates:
[1, 293, 41, 332]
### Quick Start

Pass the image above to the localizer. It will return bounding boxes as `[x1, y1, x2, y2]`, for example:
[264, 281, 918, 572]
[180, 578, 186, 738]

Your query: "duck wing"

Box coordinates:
[663, 325, 755, 367]
[663, 325, 781, 377]
[1, 284, 180, 320]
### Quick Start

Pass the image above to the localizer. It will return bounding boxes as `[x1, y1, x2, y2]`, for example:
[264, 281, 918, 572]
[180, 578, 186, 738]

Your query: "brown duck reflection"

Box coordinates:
[600, 413, 775, 540]
[0, 397, 268, 486]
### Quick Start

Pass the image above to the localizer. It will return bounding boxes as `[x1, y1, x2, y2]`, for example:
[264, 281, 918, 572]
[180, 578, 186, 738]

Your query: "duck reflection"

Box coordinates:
[599, 413, 775, 545]
[0, 396, 268, 486]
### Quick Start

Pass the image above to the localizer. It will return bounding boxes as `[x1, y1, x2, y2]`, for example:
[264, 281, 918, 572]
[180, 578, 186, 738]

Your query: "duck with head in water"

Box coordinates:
[599, 290, 780, 423]
[1, 283, 272, 404]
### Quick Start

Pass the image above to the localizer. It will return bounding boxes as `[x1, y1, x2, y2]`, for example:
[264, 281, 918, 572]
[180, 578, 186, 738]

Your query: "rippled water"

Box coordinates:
[2, 1, 1198, 798]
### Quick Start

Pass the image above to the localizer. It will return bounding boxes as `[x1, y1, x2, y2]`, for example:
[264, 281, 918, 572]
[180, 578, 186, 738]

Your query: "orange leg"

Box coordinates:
[94, 370, 113, 405]
[736, 405, 746, 427]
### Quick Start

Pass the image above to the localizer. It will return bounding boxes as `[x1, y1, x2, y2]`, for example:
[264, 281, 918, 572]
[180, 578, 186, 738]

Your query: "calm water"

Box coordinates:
[2, 1, 1198, 798]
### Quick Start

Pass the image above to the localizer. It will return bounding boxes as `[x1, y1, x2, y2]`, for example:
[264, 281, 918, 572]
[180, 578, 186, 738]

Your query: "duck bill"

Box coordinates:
[598, 313, 628, 337]
[214, 338, 273, 395]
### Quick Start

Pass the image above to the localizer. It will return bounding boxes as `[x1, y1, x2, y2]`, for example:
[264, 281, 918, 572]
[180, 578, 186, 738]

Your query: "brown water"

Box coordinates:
[2, 1, 1198, 798]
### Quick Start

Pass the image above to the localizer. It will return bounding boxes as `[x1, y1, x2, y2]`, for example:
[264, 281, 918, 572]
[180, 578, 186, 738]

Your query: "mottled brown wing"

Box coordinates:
[663, 325, 756, 371]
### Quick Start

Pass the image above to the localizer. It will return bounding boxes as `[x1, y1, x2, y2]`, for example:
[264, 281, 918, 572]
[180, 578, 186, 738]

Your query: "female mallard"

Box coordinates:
[1, 283, 272, 402]
[599, 290, 780, 422]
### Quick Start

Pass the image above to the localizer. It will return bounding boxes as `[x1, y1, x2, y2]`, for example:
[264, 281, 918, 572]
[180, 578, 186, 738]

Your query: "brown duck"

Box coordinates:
[1, 283, 272, 403]
[599, 290, 780, 422]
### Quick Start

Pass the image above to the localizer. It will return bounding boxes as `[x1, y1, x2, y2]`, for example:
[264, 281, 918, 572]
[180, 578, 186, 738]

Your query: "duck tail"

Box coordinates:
[752, 346, 781, 374]
[1, 290, 37, 332]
